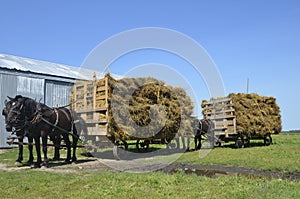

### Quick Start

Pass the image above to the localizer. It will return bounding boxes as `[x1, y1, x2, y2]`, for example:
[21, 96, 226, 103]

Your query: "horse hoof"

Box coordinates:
[31, 164, 41, 169]
[15, 161, 22, 166]
[26, 161, 34, 166]
[42, 163, 49, 168]
[65, 160, 71, 164]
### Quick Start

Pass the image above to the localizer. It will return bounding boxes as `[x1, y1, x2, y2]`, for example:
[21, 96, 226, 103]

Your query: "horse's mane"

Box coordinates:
[15, 95, 71, 113]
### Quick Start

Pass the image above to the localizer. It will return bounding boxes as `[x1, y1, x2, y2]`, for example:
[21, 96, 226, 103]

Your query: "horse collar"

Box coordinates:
[52, 109, 59, 133]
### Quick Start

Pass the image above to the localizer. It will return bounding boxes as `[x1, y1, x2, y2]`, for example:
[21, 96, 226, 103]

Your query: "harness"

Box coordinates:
[25, 103, 79, 139]
[38, 107, 79, 139]
[52, 109, 59, 133]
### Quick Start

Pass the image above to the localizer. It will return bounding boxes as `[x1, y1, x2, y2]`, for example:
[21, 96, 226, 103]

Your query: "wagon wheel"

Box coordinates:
[113, 140, 128, 160]
[244, 137, 251, 147]
[80, 135, 97, 155]
[136, 139, 150, 152]
[166, 138, 178, 150]
[264, 134, 272, 146]
[235, 134, 245, 148]
[216, 140, 222, 147]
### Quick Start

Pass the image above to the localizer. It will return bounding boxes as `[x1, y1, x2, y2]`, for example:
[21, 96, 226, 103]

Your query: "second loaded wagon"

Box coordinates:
[201, 94, 281, 148]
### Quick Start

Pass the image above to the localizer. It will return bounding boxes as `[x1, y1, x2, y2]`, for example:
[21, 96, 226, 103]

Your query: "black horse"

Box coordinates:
[2, 96, 34, 164]
[5, 95, 79, 168]
[2, 96, 64, 165]
[194, 119, 214, 150]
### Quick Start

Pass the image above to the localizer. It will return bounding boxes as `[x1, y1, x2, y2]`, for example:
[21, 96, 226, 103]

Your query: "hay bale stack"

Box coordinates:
[202, 93, 282, 137]
[229, 93, 281, 136]
[107, 77, 194, 141]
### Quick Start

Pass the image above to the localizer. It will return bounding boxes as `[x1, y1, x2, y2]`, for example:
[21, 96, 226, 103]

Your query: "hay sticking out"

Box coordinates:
[202, 93, 282, 137]
[108, 77, 194, 141]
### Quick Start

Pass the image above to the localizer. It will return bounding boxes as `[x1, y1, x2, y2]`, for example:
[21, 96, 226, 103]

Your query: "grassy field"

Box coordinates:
[0, 133, 299, 198]
[179, 133, 300, 173]
[0, 169, 299, 199]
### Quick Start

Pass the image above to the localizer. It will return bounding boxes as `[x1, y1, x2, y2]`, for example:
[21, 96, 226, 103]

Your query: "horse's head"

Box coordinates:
[3, 95, 25, 131]
[2, 97, 16, 131]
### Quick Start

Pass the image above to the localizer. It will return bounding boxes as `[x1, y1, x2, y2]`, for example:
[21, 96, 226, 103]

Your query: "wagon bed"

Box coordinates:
[202, 96, 276, 148]
[71, 74, 187, 158]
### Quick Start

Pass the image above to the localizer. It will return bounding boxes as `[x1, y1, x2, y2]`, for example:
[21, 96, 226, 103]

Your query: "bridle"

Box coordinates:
[4, 101, 26, 134]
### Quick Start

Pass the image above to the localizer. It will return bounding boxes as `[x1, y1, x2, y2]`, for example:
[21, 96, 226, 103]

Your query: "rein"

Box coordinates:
[40, 116, 80, 139]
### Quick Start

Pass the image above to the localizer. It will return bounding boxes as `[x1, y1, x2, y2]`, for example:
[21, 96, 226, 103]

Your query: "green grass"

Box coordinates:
[0, 133, 299, 198]
[0, 170, 299, 199]
[178, 134, 300, 173]
[0, 146, 88, 168]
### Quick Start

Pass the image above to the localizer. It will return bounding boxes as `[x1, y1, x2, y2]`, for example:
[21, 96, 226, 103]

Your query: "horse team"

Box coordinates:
[2, 95, 78, 168]
[2, 95, 213, 168]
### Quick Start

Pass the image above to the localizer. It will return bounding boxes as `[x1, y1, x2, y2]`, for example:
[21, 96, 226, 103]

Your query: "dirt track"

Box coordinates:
[0, 153, 299, 181]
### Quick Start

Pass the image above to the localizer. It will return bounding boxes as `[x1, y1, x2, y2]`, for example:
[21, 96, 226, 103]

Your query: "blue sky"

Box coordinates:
[0, 0, 299, 130]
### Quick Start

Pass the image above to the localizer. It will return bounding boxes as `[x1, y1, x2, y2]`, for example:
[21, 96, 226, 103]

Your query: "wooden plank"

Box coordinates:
[202, 97, 232, 105]
[206, 115, 236, 120]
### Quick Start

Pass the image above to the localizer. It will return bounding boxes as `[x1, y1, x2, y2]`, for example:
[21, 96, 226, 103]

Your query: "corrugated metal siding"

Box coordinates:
[45, 80, 73, 107]
[17, 76, 45, 100]
[0, 73, 75, 147]
[0, 74, 18, 148]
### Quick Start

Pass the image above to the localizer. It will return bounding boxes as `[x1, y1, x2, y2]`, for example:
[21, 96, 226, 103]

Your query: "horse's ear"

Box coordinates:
[15, 95, 23, 100]
[7, 96, 13, 100]
[4, 99, 7, 105]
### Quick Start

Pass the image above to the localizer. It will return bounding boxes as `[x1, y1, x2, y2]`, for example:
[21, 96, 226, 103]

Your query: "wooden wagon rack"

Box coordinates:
[202, 97, 273, 148]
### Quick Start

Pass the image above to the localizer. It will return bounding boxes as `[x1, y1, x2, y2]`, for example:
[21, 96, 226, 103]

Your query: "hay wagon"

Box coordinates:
[71, 74, 190, 158]
[201, 94, 281, 148]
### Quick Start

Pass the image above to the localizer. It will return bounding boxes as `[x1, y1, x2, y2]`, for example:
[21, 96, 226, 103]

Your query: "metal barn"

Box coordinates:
[0, 53, 101, 148]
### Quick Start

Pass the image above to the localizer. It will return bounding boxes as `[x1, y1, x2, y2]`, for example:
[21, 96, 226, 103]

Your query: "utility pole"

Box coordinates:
[246, 78, 249, 94]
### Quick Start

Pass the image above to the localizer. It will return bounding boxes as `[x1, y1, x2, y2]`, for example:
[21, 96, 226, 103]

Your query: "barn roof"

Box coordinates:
[0, 54, 119, 80]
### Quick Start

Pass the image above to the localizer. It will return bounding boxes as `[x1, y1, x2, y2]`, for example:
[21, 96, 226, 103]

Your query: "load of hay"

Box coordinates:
[202, 93, 282, 137]
[107, 77, 194, 141]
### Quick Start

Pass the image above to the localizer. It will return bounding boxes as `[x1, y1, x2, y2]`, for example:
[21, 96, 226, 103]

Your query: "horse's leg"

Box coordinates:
[181, 136, 186, 150]
[16, 136, 23, 164]
[34, 136, 41, 168]
[53, 136, 61, 161]
[71, 125, 78, 162]
[27, 136, 34, 164]
[175, 137, 180, 149]
[195, 134, 201, 150]
[63, 134, 71, 163]
[186, 137, 190, 151]
[198, 135, 202, 150]
[42, 136, 49, 167]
